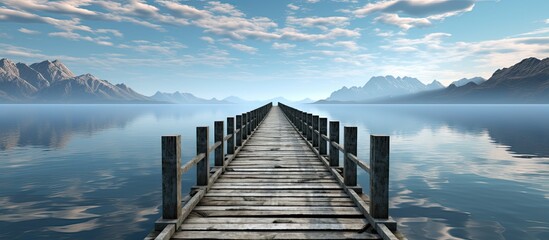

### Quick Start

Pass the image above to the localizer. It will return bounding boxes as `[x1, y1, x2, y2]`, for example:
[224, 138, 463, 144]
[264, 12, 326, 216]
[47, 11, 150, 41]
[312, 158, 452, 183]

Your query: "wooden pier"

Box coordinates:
[146, 103, 404, 240]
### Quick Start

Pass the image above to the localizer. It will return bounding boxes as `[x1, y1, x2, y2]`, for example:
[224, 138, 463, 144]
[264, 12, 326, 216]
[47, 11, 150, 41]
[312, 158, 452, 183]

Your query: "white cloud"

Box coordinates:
[1, 0, 97, 16]
[287, 4, 300, 11]
[375, 13, 431, 30]
[354, 0, 475, 30]
[546, 19, 549, 24]
[96, 29, 123, 37]
[286, 16, 350, 30]
[18, 28, 40, 35]
[207, 1, 244, 17]
[280, 27, 360, 41]
[306, 0, 320, 3]
[118, 40, 186, 55]
[227, 43, 258, 54]
[49, 31, 113, 46]
[157, 0, 209, 19]
[317, 41, 360, 51]
[272, 42, 296, 50]
[201, 36, 215, 44]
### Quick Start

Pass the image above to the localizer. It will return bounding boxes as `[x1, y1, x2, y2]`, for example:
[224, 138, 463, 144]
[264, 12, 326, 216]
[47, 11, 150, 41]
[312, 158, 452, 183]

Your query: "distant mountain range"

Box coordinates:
[450, 77, 486, 87]
[323, 76, 444, 102]
[375, 57, 549, 103]
[221, 96, 314, 104]
[0, 58, 150, 103]
[317, 57, 549, 104]
[151, 91, 229, 104]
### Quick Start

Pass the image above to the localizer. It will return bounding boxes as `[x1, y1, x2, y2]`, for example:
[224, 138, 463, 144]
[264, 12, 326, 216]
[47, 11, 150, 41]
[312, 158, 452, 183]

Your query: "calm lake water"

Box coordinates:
[0, 104, 548, 239]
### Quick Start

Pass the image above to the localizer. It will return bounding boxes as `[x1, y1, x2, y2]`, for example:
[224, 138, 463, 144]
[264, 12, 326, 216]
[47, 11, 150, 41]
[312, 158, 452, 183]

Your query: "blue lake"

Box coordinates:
[0, 104, 548, 239]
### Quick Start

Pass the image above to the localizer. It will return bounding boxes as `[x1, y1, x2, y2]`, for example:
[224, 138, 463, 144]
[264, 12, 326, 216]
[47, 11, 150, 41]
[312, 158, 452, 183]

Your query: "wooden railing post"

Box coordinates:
[196, 126, 209, 186]
[214, 121, 224, 167]
[344, 127, 357, 186]
[313, 115, 319, 149]
[319, 118, 327, 155]
[247, 111, 252, 136]
[242, 113, 248, 140]
[329, 121, 339, 167]
[307, 113, 313, 142]
[301, 112, 306, 133]
[227, 117, 234, 155]
[161, 135, 181, 220]
[370, 135, 390, 219]
[236, 115, 242, 147]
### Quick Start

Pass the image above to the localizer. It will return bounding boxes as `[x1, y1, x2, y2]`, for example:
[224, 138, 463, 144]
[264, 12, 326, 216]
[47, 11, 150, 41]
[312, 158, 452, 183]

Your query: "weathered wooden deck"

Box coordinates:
[147, 104, 403, 240]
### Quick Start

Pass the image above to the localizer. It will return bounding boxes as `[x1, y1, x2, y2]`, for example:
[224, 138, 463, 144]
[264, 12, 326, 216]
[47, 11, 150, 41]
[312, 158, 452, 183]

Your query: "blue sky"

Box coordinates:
[1, 0, 548, 100]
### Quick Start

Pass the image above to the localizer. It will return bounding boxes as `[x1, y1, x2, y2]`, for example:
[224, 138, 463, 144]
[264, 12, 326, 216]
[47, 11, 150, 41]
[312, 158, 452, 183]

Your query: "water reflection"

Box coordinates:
[299, 104, 549, 158]
[0, 105, 147, 150]
[298, 104, 549, 240]
[0, 104, 548, 239]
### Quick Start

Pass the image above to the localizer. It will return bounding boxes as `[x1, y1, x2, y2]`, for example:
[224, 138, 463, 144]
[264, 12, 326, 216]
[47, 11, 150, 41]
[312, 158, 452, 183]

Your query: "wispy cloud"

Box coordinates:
[18, 28, 40, 35]
[227, 43, 258, 54]
[354, 0, 475, 30]
[272, 42, 296, 50]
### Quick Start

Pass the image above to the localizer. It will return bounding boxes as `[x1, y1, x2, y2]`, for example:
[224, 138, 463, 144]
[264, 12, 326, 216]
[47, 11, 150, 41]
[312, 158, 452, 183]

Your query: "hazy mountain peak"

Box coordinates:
[451, 77, 485, 87]
[0, 58, 19, 76]
[30, 59, 75, 83]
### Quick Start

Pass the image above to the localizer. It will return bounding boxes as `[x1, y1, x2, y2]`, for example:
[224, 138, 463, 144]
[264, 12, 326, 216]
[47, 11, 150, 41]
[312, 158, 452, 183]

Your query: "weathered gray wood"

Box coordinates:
[196, 126, 209, 186]
[199, 197, 353, 202]
[214, 121, 224, 167]
[161, 135, 181, 220]
[198, 200, 356, 206]
[370, 135, 390, 219]
[329, 121, 340, 167]
[154, 224, 175, 240]
[246, 111, 252, 136]
[242, 113, 248, 140]
[320, 117, 327, 155]
[235, 115, 242, 147]
[183, 217, 365, 224]
[172, 231, 381, 239]
[180, 223, 367, 231]
[227, 117, 234, 154]
[313, 115, 319, 149]
[307, 113, 313, 141]
[344, 127, 357, 186]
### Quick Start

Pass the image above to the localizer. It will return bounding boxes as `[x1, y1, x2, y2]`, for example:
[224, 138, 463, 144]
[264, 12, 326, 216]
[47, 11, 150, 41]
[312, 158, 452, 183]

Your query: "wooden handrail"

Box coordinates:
[156, 102, 273, 235]
[278, 103, 391, 221]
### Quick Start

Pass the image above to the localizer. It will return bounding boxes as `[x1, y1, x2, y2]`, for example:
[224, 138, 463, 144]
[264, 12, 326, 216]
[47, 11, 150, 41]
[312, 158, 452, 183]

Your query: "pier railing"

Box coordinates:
[279, 103, 398, 236]
[154, 103, 272, 238]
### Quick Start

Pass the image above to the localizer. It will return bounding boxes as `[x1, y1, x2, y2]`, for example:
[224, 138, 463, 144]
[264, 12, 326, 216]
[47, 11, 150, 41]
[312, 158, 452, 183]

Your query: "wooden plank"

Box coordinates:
[154, 224, 174, 240]
[180, 223, 368, 231]
[209, 185, 341, 190]
[197, 200, 356, 206]
[215, 178, 337, 183]
[198, 197, 353, 202]
[225, 168, 329, 172]
[171, 231, 381, 239]
[205, 192, 348, 198]
[370, 135, 390, 219]
[183, 217, 366, 224]
[218, 174, 334, 179]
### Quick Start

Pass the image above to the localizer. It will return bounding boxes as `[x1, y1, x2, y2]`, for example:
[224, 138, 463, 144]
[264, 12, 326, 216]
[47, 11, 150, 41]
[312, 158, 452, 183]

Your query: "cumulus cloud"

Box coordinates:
[286, 16, 350, 30]
[287, 4, 300, 11]
[354, 0, 475, 30]
[375, 13, 432, 30]
[272, 42, 296, 50]
[1, 0, 97, 16]
[49, 31, 113, 46]
[280, 27, 360, 41]
[227, 43, 258, 54]
[317, 41, 360, 51]
[201, 36, 215, 44]
[18, 28, 40, 35]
